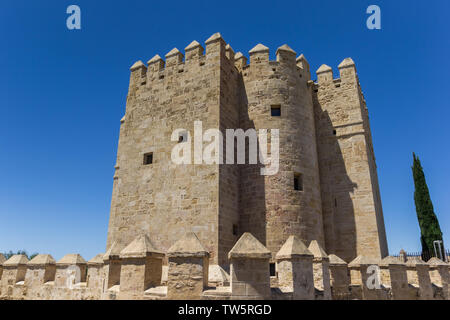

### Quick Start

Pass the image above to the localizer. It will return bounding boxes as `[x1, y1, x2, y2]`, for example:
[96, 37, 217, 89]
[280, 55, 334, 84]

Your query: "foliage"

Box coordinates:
[412, 153, 444, 258]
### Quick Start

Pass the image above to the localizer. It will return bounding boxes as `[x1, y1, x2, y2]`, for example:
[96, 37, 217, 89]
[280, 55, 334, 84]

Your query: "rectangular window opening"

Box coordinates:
[143, 153, 153, 165]
[269, 263, 276, 277]
[232, 224, 238, 236]
[294, 173, 303, 191]
[271, 105, 281, 117]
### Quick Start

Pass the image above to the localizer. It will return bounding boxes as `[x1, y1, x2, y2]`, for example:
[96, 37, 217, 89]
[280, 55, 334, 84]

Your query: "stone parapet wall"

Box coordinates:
[1, 233, 448, 300]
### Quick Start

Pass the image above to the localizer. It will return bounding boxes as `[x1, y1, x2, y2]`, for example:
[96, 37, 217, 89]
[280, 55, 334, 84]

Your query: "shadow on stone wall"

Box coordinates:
[316, 109, 358, 263]
[237, 74, 267, 254]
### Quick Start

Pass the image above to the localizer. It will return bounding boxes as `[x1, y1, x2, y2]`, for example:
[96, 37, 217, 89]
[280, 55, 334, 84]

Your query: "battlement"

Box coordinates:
[1, 233, 449, 300]
[127, 34, 314, 97]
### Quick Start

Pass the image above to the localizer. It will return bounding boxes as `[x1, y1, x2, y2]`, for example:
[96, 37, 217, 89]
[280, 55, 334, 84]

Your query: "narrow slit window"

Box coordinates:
[143, 153, 153, 165]
[294, 173, 303, 191]
[269, 263, 276, 277]
[333, 129, 337, 135]
[233, 224, 238, 236]
[271, 105, 281, 117]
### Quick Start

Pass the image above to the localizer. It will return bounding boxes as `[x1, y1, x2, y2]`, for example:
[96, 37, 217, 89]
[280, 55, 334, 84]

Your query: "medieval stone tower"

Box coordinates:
[106, 33, 389, 267]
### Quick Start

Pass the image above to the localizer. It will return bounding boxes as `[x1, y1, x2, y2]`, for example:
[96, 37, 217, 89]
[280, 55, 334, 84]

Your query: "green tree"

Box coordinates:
[412, 153, 444, 258]
[2, 250, 38, 260]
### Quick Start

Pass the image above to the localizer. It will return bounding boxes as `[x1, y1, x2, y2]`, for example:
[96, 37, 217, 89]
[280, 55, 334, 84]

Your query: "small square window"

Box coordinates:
[333, 130, 337, 135]
[143, 153, 153, 165]
[271, 105, 281, 117]
[294, 173, 303, 191]
[269, 263, 276, 277]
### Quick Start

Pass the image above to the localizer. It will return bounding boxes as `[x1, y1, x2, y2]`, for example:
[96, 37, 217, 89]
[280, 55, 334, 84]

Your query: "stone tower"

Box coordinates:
[312, 58, 388, 262]
[106, 33, 388, 266]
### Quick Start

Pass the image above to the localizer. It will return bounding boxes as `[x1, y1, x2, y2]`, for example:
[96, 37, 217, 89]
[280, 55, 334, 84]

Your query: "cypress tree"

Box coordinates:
[412, 153, 444, 258]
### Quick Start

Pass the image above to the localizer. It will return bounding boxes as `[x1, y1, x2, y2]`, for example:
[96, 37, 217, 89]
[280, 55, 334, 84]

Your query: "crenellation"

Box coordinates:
[165, 48, 183, 67]
[185, 40, 204, 61]
[296, 54, 311, 81]
[316, 64, 333, 84]
[275, 44, 297, 65]
[233, 52, 247, 71]
[248, 43, 269, 64]
[1, 234, 447, 300]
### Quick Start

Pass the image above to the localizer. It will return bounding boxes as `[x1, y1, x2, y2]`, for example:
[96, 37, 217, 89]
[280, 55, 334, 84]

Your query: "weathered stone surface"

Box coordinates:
[229, 232, 271, 259]
[55, 254, 87, 289]
[205, 32, 222, 44]
[208, 265, 230, 287]
[3, 255, 28, 267]
[28, 254, 56, 266]
[308, 240, 331, 299]
[380, 256, 411, 300]
[229, 233, 271, 300]
[276, 235, 312, 259]
[328, 254, 350, 299]
[337, 57, 355, 69]
[276, 236, 314, 300]
[167, 232, 209, 300]
[87, 254, 104, 266]
[406, 258, 433, 300]
[168, 232, 209, 257]
[120, 234, 164, 258]
[428, 258, 449, 299]
[249, 43, 269, 53]
[130, 60, 146, 71]
[57, 254, 86, 266]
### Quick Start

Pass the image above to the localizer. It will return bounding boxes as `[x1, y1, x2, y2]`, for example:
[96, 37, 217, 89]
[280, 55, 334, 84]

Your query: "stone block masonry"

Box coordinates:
[106, 32, 388, 267]
[1, 233, 449, 300]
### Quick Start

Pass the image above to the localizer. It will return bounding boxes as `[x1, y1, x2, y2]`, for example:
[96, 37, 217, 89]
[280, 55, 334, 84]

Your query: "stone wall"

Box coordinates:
[106, 33, 388, 267]
[312, 59, 388, 262]
[1, 233, 448, 300]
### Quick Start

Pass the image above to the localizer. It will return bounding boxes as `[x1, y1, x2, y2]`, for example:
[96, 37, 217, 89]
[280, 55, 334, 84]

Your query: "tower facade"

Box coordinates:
[106, 33, 388, 266]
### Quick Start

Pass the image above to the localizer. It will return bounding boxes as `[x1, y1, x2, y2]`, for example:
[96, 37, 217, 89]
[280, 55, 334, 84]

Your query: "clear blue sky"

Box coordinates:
[0, 0, 448, 261]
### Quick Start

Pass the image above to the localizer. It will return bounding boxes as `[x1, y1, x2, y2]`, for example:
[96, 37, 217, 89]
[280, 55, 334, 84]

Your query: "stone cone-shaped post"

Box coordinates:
[428, 257, 449, 300]
[167, 232, 209, 300]
[1, 255, 28, 298]
[103, 241, 122, 293]
[119, 234, 164, 299]
[55, 254, 87, 288]
[228, 232, 271, 300]
[87, 253, 104, 294]
[308, 240, 331, 300]
[275, 235, 314, 300]
[406, 258, 433, 300]
[379, 256, 411, 300]
[25, 254, 56, 298]
[348, 255, 380, 300]
[328, 254, 350, 300]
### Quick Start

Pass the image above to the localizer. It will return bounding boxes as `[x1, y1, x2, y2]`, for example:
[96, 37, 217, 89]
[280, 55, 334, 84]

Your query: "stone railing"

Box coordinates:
[1, 233, 449, 300]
